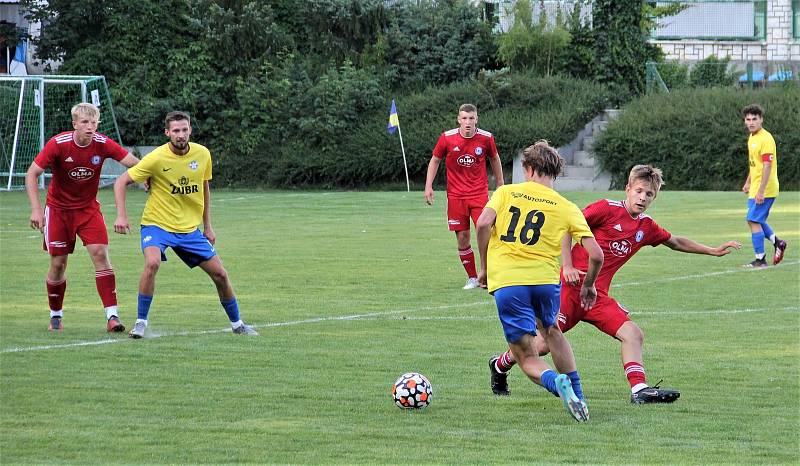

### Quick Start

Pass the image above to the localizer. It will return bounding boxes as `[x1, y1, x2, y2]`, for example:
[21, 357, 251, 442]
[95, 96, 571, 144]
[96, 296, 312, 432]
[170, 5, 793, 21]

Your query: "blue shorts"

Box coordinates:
[746, 198, 775, 223]
[494, 284, 560, 344]
[140, 225, 216, 268]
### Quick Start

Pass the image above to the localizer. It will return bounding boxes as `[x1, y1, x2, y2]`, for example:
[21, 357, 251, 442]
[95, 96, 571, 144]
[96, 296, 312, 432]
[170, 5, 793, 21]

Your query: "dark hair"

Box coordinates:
[521, 140, 564, 179]
[165, 111, 191, 129]
[458, 103, 477, 114]
[741, 104, 763, 118]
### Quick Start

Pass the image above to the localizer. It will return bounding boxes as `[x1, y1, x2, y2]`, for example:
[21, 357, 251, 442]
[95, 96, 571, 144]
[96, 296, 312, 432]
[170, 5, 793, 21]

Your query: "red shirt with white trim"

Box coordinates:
[34, 131, 128, 209]
[568, 199, 672, 293]
[432, 128, 498, 199]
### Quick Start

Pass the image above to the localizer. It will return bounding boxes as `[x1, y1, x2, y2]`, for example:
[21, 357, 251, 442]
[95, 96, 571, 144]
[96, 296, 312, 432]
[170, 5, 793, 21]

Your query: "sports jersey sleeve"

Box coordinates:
[646, 219, 671, 247]
[432, 133, 447, 159]
[567, 203, 594, 242]
[485, 185, 507, 213]
[204, 151, 212, 181]
[581, 200, 608, 229]
[760, 136, 776, 162]
[127, 154, 155, 183]
[33, 138, 59, 169]
[488, 134, 499, 158]
[103, 137, 129, 162]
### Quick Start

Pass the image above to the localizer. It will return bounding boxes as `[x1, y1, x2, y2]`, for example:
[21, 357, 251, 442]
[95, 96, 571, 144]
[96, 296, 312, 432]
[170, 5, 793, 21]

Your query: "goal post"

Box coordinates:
[0, 75, 123, 191]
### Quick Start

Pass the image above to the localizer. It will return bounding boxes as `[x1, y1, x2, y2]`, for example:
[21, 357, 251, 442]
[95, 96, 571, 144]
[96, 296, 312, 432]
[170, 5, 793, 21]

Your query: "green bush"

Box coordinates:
[264, 73, 611, 188]
[689, 55, 739, 88]
[593, 87, 800, 190]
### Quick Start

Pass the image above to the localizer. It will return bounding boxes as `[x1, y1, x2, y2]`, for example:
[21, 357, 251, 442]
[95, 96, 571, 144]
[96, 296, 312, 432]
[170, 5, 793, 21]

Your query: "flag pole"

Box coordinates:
[397, 124, 410, 192]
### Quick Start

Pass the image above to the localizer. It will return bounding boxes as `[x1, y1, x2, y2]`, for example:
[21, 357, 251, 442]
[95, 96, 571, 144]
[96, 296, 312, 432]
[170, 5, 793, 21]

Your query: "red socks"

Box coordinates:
[496, 351, 516, 372]
[46, 278, 66, 312]
[95, 269, 117, 308]
[624, 361, 647, 389]
[459, 247, 477, 278]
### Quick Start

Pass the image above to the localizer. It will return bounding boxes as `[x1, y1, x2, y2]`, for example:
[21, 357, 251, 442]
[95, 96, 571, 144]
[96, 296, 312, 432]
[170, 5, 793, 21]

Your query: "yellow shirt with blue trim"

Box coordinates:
[747, 128, 779, 198]
[127, 143, 212, 233]
[485, 181, 593, 292]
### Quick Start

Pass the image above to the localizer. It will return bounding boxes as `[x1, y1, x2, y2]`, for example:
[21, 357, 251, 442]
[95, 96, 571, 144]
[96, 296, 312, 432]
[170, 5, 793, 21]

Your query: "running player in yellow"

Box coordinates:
[476, 140, 603, 422]
[113, 111, 257, 338]
[741, 104, 787, 268]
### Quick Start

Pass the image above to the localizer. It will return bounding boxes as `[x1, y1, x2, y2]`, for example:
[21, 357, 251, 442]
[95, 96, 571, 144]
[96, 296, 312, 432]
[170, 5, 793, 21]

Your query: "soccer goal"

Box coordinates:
[0, 75, 122, 191]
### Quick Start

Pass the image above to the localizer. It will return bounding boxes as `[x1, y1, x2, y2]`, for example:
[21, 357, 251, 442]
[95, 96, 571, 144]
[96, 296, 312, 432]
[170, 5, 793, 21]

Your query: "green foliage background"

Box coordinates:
[593, 87, 800, 190]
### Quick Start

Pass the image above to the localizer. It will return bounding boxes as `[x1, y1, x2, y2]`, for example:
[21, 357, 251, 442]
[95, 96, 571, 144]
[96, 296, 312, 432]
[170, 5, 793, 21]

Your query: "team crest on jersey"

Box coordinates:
[68, 167, 94, 180]
[475, 147, 483, 155]
[609, 239, 632, 257]
[189, 160, 198, 170]
[457, 154, 476, 167]
[91, 155, 101, 165]
[635, 230, 645, 242]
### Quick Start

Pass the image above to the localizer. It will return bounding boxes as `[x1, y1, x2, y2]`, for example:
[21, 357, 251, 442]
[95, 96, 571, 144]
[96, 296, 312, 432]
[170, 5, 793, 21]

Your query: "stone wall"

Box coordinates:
[653, 0, 799, 64]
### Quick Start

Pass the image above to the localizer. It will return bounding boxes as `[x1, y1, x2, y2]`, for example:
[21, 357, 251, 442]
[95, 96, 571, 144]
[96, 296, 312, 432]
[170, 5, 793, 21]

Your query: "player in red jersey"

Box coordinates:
[25, 103, 140, 333]
[424, 103, 504, 290]
[488, 165, 741, 403]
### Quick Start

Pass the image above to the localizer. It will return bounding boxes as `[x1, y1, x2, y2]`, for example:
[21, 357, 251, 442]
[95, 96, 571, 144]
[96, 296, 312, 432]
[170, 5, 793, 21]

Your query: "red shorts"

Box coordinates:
[446, 195, 488, 231]
[557, 283, 630, 337]
[43, 204, 108, 256]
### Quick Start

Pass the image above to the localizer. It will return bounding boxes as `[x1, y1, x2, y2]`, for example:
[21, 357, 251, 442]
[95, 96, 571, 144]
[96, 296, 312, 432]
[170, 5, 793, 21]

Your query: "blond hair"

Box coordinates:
[71, 102, 99, 121]
[628, 164, 664, 192]
[458, 103, 477, 114]
[521, 140, 564, 179]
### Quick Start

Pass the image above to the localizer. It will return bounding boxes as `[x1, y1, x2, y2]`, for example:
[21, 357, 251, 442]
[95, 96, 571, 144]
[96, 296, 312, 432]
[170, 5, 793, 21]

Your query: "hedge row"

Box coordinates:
[215, 72, 612, 188]
[594, 87, 800, 190]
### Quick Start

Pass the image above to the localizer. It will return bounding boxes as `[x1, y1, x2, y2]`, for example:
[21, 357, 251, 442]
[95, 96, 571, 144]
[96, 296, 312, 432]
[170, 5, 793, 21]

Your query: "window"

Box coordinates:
[650, 1, 767, 41]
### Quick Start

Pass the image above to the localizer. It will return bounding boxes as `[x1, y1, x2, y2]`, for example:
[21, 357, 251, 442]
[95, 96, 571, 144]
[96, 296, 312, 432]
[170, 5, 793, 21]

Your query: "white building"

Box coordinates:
[483, 0, 799, 65]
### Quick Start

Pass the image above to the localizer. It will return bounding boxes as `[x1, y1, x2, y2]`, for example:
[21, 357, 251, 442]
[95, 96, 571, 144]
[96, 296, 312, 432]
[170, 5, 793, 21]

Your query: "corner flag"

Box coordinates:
[387, 99, 409, 192]
[387, 99, 399, 134]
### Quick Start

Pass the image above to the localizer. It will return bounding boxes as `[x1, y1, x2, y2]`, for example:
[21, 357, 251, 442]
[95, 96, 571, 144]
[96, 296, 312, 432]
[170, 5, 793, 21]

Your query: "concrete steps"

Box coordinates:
[512, 109, 619, 191]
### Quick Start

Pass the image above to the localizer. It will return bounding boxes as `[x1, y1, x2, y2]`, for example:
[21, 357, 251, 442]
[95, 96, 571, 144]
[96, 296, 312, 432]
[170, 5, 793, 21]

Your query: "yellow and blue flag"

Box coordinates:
[387, 99, 399, 134]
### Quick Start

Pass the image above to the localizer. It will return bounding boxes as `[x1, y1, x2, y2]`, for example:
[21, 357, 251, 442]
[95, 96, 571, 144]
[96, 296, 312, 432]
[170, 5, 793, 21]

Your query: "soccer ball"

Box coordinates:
[392, 372, 433, 409]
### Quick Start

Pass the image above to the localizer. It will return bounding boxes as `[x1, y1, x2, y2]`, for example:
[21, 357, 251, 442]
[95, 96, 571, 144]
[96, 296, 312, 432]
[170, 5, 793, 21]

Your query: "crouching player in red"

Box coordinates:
[477, 140, 603, 422]
[488, 165, 741, 403]
[25, 103, 140, 332]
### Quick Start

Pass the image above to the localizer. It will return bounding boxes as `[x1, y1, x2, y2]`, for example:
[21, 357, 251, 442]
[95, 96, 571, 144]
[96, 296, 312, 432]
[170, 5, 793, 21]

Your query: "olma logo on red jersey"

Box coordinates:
[68, 167, 94, 180]
[457, 154, 476, 167]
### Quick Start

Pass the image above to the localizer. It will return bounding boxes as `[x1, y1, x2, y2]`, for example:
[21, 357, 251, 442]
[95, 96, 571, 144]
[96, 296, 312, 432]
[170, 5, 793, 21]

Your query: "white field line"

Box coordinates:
[3, 263, 799, 354]
[612, 260, 799, 288]
[1, 302, 490, 354]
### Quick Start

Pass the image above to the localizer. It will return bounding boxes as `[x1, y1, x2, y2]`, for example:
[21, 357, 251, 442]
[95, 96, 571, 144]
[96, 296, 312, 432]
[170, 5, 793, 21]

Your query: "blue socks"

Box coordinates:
[541, 369, 558, 395]
[751, 230, 765, 257]
[137, 294, 153, 320]
[567, 370, 584, 400]
[221, 297, 240, 323]
[137, 294, 240, 324]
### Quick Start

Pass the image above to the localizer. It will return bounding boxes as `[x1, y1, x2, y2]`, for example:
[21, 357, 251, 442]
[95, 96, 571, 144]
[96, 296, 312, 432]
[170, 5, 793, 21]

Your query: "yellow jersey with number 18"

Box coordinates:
[127, 142, 212, 233]
[747, 128, 779, 198]
[485, 181, 593, 292]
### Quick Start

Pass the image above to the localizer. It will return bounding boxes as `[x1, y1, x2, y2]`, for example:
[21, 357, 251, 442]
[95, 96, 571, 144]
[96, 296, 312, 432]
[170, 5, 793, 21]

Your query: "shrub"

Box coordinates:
[593, 87, 800, 190]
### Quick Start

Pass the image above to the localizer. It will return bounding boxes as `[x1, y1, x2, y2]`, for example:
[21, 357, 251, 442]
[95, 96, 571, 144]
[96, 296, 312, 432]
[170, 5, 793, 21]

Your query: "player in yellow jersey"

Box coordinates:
[476, 140, 603, 422]
[741, 104, 787, 268]
[113, 111, 257, 338]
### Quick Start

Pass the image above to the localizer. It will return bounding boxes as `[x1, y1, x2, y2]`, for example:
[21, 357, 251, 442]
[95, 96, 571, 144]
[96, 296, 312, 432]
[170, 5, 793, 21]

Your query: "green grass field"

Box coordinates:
[1, 189, 798, 464]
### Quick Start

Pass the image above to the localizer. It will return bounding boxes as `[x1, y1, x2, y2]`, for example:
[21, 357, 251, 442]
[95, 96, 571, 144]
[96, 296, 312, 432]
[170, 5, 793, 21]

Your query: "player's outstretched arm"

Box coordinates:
[113, 172, 134, 234]
[423, 156, 441, 205]
[663, 235, 742, 257]
[25, 162, 46, 231]
[475, 207, 496, 289]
